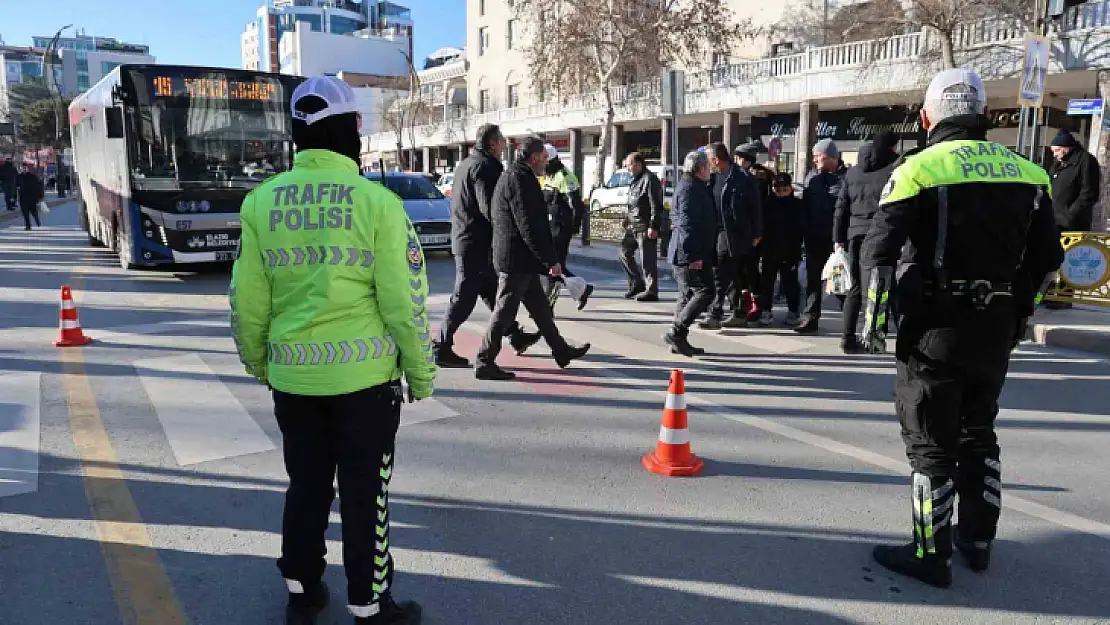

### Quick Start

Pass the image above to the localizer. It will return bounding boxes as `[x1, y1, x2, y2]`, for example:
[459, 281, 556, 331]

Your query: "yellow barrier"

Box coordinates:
[1047, 232, 1110, 307]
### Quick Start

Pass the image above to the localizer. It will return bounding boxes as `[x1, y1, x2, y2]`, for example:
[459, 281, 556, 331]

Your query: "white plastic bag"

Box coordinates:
[821, 249, 853, 296]
[37, 201, 49, 215]
[563, 276, 588, 301]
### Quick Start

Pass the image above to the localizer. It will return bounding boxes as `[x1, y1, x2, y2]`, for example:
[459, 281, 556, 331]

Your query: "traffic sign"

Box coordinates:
[1018, 33, 1051, 107]
[1068, 98, 1104, 115]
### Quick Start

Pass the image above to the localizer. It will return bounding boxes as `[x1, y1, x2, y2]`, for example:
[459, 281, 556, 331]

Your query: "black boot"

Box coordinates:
[663, 329, 701, 357]
[840, 335, 864, 354]
[624, 283, 646, 299]
[285, 581, 329, 625]
[509, 330, 542, 356]
[953, 456, 1001, 572]
[873, 473, 954, 589]
[353, 594, 422, 624]
[475, 363, 516, 381]
[554, 343, 590, 368]
[577, 284, 594, 311]
[954, 525, 992, 572]
[433, 342, 470, 368]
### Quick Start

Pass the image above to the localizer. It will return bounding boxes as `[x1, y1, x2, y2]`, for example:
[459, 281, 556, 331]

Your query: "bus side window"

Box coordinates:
[105, 107, 124, 139]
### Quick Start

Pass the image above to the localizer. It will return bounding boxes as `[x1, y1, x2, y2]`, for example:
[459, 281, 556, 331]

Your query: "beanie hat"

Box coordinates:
[872, 130, 898, 155]
[812, 138, 840, 159]
[1050, 130, 1080, 148]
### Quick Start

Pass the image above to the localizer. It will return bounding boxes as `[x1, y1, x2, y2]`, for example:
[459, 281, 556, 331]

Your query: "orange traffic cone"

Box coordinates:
[54, 285, 93, 347]
[642, 369, 703, 477]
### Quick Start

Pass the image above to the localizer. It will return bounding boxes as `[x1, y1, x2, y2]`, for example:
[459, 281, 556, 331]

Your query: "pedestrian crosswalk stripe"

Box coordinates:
[0, 373, 41, 499]
[134, 355, 276, 466]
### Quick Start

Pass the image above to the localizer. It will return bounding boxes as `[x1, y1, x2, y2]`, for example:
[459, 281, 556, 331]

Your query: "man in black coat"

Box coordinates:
[834, 130, 900, 352]
[476, 136, 590, 380]
[1049, 130, 1101, 232]
[759, 172, 805, 326]
[16, 167, 44, 231]
[435, 124, 540, 368]
[797, 139, 848, 334]
[0, 158, 17, 211]
[619, 151, 664, 301]
[701, 142, 763, 329]
[665, 150, 717, 357]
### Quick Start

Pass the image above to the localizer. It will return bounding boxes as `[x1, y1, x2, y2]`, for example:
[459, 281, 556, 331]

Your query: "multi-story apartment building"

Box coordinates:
[32, 32, 151, 95]
[0, 46, 50, 124]
[466, 0, 532, 114]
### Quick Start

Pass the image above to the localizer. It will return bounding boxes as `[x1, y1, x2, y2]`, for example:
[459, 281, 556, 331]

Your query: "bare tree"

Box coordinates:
[378, 51, 434, 170]
[512, 0, 754, 189]
[775, 0, 1034, 71]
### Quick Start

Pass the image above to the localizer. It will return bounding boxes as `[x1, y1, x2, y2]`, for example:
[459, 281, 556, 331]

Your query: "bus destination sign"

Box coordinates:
[151, 76, 281, 102]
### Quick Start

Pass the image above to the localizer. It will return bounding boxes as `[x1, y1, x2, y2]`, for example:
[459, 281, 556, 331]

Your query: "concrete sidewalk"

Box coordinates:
[567, 239, 1110, 358]
[0, 195, 76, 226]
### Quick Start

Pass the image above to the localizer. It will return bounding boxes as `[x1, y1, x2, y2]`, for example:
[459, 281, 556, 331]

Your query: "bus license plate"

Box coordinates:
[214, 251, 237, 261]
[419, 234, 449, 246]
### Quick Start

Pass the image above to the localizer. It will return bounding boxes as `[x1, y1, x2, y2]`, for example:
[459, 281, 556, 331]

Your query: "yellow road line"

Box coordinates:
[60, 276, 189, 624]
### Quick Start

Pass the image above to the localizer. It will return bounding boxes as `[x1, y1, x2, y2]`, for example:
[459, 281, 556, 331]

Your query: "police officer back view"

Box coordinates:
[861, 69, 1063, 588]
[231, 76, 434, 624]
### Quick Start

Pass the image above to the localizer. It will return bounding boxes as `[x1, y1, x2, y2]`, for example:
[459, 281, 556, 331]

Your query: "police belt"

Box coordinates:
[925, 279, 1013, 309]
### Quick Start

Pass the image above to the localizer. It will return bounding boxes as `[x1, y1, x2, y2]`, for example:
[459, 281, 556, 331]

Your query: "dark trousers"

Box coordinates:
[545, 229, 578, 307]
[437, 253, 523, 348]
[478, 272, 570, 368]
[894, 306, 1015, 543]
[619, 227, 658, 294]
[274, 382, 402, 607]
[673, 264, 716, 332]
[759, 254, 800, 314]
[803, 236, 834, 321]
[20, 202, 41, 229]
[2, 187, 14, 211]
[841, 236, 865, 339]
[710, 235, 760, 320]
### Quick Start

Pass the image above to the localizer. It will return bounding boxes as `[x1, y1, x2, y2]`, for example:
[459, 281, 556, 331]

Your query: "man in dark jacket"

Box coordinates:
[665, 150, 717, 357]
[701, 142, 763, 329]
[476, 136, 590, 381]
[834, 131, 900, 352]
[16, 167, 44, 231]
[435, 124, 540, 368]
[0, 158, 17, 211]
[619, 151, 664, 301]
[797, 138, 848, 334]
[1049, 130, 1101, 232]
[759, 172, 805, 326]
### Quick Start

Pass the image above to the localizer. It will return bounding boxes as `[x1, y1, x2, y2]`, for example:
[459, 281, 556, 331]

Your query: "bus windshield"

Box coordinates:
[124, 69, 297, 191]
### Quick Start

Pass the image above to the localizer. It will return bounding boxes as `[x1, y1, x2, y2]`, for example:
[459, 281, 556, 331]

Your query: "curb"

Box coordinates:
[1028, 324, 1110, 358]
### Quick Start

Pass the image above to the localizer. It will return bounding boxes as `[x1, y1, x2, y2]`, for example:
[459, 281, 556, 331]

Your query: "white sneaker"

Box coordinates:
[759, 311, 774, 326]
[784, 312, 801, 327]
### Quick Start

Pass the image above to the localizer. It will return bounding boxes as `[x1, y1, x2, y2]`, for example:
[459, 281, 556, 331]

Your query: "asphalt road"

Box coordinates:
[1, 201, 1109, 625]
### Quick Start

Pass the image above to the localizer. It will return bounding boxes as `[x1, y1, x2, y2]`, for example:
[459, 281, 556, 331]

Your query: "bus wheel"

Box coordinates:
[80, 203, 104, 247]
[114, 222, 135, 270]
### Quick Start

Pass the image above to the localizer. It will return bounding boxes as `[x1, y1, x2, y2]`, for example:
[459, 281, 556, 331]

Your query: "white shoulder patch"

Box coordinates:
[880, 177, 896, 201]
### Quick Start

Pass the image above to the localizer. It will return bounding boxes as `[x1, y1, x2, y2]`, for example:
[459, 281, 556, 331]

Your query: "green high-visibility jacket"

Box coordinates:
[230, 149, 437, 398]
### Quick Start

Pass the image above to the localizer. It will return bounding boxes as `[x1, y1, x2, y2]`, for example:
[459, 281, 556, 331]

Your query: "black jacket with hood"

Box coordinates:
[1049, 144, 1101, 232]
[834, 132, 900, 244]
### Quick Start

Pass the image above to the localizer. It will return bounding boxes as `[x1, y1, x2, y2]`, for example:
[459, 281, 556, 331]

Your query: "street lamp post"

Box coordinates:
[40, 24, 72, 198]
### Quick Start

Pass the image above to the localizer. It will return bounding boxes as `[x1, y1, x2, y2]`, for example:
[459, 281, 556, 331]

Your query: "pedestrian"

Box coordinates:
[619, 151, 664, 301]
[797, 139, 848, 334]
[0, 158, 17, 212]
[541, 143, 593, 311]
[664, 150, 717, 356]
[433, 124, 541, 368]
[861, 68, 1063, 588]
[833, 130, 900, 353]
[759, 172, 804, 326]
[16, 166, 44, 231]
[229, 76, 432, 625]
[733, 142, 775, 200]
[1048, 129, 1101, 232]
[700, 142, 763, 329]
[476, 136, 590, 381]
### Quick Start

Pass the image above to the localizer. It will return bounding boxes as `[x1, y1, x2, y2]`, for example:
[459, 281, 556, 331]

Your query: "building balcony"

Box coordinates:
[365, 0, 1110, 154]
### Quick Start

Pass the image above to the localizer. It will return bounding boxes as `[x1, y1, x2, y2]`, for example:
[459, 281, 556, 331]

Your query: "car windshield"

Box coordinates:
[384, 175, 444, 200]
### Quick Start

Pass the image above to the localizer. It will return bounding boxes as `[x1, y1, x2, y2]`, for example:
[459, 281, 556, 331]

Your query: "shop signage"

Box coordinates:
[752, 107, 926, 142]
[1067, 98, 1104, 115]
[989, 107, 1077, 131]
[1060, 238, 1110, 289]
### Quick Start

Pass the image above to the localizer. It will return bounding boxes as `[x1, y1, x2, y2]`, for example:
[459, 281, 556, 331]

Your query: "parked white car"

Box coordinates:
[587, 165, 674, 213]
[437, 171, 454, 197]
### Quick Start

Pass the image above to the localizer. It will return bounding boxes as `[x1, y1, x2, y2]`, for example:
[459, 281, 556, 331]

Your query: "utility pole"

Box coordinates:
[40, 24, 72, 198]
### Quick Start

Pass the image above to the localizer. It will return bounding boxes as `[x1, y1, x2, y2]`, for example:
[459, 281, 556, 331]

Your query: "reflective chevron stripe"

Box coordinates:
[265, 247, 374, 268]
[372, 450, 393, 601]
[268, 335, 397, 365]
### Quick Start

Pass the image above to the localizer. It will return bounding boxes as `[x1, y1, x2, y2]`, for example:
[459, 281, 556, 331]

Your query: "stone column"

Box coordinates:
[458, 143, 469, 161]
[661, 117, 674, 167]
[1089, 70, 1110, 232]
[422, 147, 432, 173]
[722, 111, 742, 152]
[794, 100, 819, 179]
[609, 123, 626, 169]
[569, 128, 584, 183]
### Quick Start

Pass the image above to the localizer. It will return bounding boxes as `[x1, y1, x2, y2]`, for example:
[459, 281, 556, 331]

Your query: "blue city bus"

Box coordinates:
[69, 64, 304, 268]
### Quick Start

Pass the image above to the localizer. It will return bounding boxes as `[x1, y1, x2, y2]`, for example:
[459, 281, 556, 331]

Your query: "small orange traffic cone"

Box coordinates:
[642, 369, 703, 477]
[54, 285, 92, 347]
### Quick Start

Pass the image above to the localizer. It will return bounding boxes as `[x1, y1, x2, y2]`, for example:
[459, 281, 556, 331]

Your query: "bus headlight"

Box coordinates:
[198, 201, 210, 212]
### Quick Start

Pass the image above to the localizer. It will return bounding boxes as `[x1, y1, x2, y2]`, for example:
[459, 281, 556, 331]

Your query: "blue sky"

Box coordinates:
[0, 0, 465, 67]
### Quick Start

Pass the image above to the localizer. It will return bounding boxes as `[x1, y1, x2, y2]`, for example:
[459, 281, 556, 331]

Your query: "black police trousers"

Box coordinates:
[894, 303, 1017, 543]
[437, 251, 525, 348]
[274, 381, 402, 608]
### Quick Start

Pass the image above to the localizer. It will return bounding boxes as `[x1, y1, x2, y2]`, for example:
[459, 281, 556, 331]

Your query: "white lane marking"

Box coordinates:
[532, 318, 1110, 541]
[0, 373, 41, 498]
[134, 355, 275, 466]
[401, 398, 460, 428]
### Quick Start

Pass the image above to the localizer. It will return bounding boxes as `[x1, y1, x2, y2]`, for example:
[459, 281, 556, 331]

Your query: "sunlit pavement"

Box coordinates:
[1, 202, 1108, 624]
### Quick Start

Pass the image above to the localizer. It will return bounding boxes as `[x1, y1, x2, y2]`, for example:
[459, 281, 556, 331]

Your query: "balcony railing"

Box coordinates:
[368, 0, 1110, 152]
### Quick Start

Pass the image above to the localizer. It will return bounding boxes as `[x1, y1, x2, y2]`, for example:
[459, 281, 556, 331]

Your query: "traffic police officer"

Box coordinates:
[541, 144, 593, 310]
[231, 76, 433, 624]
[861, 68, 1063, 588]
